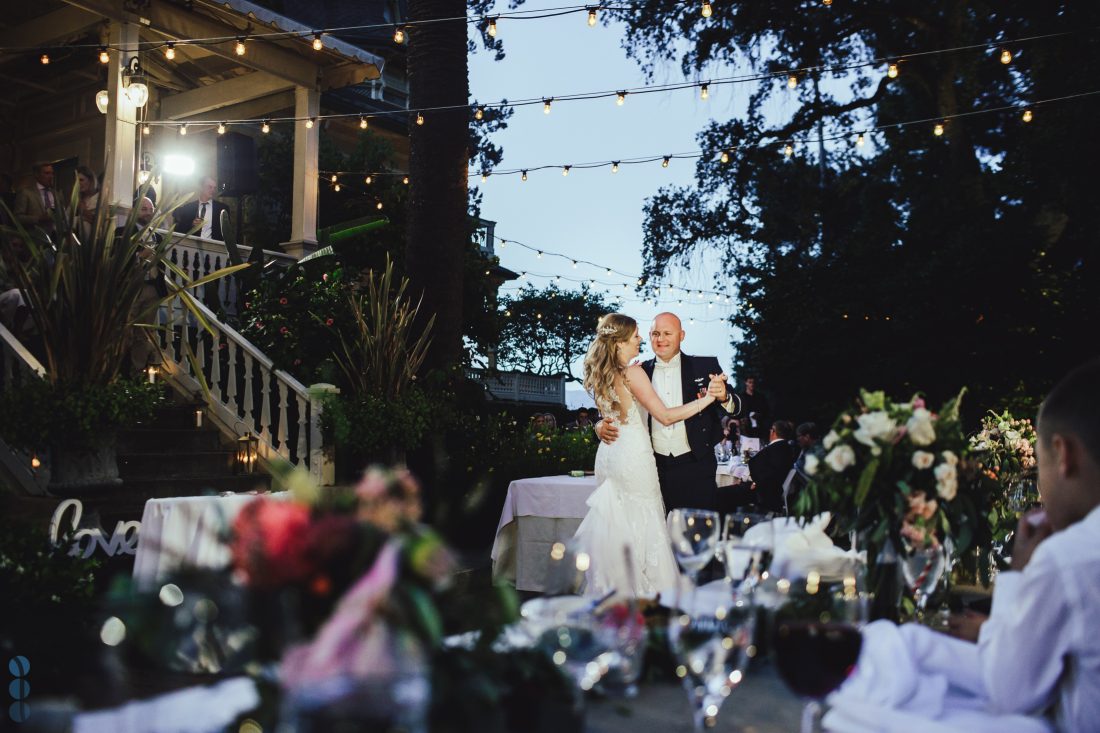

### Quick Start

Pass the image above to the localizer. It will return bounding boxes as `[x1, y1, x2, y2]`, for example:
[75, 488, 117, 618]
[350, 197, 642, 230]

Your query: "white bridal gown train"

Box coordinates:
[573, 400, 680, 597]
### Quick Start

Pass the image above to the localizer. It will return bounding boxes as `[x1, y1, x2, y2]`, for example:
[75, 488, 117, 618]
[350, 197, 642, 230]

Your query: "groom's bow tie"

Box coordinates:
[654, 360, 676, 369]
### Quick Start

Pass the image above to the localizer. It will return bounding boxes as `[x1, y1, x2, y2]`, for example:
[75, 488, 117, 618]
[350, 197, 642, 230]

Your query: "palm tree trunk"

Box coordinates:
[406, 0, 469, 372]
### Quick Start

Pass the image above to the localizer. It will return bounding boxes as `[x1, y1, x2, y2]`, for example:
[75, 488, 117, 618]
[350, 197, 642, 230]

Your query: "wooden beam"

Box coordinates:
[171, 90, 295, 123]
[160, 70, 291, 119]
[0, 6, 100, 49]
[61, 0, 321, 89]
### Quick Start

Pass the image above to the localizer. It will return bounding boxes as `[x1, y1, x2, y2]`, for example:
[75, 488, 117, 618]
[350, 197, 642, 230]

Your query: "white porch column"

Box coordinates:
[282, 85, 319, 258]
[104, 21, 139, 208]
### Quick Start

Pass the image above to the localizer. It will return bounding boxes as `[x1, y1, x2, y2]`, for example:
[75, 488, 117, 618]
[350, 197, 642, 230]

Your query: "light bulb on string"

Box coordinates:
[700, 83, 709, 100]
[933, 122, 945, 136]
[416, 113, 424, 126]
[788, 74, 798, 89]
[179, 123, 188, 136]
[587, 7, 597, 26]
[377, 201, 384, 210]
[306, 117, 315, 129]
[142, 124, 151, 135]
[823, 0, 832, 5]
[521, 170, 528, 181]
[217, 122, 227, 135]
[856, 133, 865, 146]
[543, 98, 553, 114]
[537, 251, 543, 258]
[313, 34, 323, 51]
[365, 175, 373, 185]
[475, 106, 485, 120]
[235, 37, 247, 56]
[261, 120, 270, 133]
[481, 172, 488, 183]
[487, 17, 498, 37]
[393, 26, 405, 44]
[606, 268, 613, 275]
[887, 62, 899, 78]
[611, 161, 619, 173]
[662, 156, 671, 168]
[616, 91, 626, 106]
[360, 116, 368, 129]
[701, 0, 712, 18]
[561, 166, 570, 176]
[333, 183, 341, 192]
[1000, 48, 1012, 65]
[330, 174, 338, 183]
[99, 47, 110, 64]
[720, 151, 730, 164]
[572, 261, 578, 268]
[165, 43, 176, 60]
[784, 143, 794, 158]
[40, 53, 49, 65]
[402, 176, 410, 185]
[1022, 108, 1033, 122]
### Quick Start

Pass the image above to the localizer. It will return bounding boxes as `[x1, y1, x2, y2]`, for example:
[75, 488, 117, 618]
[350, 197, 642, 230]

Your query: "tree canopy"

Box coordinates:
[604, 2, 1100, 423]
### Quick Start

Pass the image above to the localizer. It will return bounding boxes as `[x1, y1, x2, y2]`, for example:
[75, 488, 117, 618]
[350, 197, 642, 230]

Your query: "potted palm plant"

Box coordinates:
[0, 179, 247, 493]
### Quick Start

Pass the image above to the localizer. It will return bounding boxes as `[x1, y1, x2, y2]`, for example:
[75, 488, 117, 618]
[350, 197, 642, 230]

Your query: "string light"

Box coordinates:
[611, 161, 619, 173]
[376, 201, 384, 210]
[331, 174, 338, 183]
[98, 47, 109, 64]
[261, 119, 271, 133]
[165, 43, 176, 60]
[562, 165, 570, 176]
[40, 53, 49, 65]
[543, 97, 553, 114]
[217, 122, 227, 134]
[416, 113, 424, 125]
[313, 33, 323, 51]
[403, 176, 410, 185]
[143, 124, 151, 135]
[481, 172, 488, 182]
[616, 90, 626, 105]
[933, 122, 945, 136]
[521, 170, 528, 181]
[393, 26, 405, 44]
[1022, 108, 1033, 122]
[587, 7, 598, 26]
[1000, 48, 1012, 64]
[365, 175, 373, 184]
[784, 143, 794, 158]
[823, 0, 832, 5]
[333, 183, 341, 192]
[700, 83, 709, 100]
[487, 17, 498, 37]
[179, 123, 188, 135]
[701, 0, 712, 18]
[360, 116, 368, 129]
[887, 62, 899, 78]
[572, 261, 578, 268]
[788, 74, 798, 89]
[475, 106, 485, 120]
[537, 251, 543, 258]
[235, 37, 247, 56]
[856, 133, 865, 146]
[306, 117, 315, 128]
[720, 151, 730, 164]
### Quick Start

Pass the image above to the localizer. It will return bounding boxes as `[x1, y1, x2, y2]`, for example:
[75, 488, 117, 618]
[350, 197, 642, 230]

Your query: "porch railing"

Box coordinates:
[157, 293, 338, 485]
[0, 322, 49, 494]
[467, 368, 567, 405]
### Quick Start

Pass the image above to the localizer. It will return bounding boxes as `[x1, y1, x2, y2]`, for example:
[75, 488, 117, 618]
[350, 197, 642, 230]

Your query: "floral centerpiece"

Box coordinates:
[793, 389, 993, 608]
[968, 410, 1038, 555]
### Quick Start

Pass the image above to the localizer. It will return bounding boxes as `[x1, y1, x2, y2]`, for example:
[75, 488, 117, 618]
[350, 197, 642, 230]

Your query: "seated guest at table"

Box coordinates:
[782, 422, 821, 509]
[735, 417, 760, 456]
[747, 420, 798, 513]
[968, 359, 1100, 732]
[715, 426, 735, 463]
[566, 407, 593, 430]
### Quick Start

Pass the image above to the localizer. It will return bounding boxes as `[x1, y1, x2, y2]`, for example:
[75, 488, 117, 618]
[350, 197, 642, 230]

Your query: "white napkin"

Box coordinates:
[823, 621, 1052, 733]
[768, 513, 863, 580]
[73, 677, 259, 733]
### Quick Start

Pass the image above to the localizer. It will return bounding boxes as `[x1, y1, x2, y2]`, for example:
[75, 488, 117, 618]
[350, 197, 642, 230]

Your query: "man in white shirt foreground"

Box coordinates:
[974, 358, 1100, 731]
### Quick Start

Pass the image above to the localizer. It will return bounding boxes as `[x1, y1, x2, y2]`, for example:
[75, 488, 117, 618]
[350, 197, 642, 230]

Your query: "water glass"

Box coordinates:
[667, 508, 720, 583]
[720, 512, 774, 590]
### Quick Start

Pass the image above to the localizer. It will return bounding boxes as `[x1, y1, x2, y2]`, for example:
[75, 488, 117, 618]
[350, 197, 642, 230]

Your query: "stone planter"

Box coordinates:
[48, 437, 122, 494]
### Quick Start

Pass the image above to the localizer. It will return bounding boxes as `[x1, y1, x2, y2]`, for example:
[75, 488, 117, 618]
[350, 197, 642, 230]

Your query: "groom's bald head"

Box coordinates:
[650, 312, 685, 361]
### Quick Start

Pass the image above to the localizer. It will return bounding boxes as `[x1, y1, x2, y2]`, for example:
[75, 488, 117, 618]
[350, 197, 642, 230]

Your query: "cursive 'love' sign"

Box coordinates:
[48, 499, 141, 558]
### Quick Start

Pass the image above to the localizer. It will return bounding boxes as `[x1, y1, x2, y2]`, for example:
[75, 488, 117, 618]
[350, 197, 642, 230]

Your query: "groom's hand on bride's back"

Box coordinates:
[595, 418, 619, 444]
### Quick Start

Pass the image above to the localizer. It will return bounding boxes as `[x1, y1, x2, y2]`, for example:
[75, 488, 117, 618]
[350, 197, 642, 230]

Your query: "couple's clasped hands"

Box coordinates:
[596, 371, 729, 444]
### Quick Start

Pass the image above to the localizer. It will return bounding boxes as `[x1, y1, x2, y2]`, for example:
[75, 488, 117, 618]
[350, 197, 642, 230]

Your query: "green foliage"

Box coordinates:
[0, 378, 165, 450]
[240, 264, 347, 385]
[322, 387, 435, 465]
[495, 284, 612, 381]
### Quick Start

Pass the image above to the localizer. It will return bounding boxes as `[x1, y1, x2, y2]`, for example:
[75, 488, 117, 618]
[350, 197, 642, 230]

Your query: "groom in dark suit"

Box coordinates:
[172, 175, 227, 241]
[596, 312, 741, 511]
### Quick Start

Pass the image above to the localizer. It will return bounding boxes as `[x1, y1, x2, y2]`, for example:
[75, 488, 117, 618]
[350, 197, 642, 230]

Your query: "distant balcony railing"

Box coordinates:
[467, 368, 566, 405]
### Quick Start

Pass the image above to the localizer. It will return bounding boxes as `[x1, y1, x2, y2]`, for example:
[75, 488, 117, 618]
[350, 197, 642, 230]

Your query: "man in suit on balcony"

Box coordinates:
[173, 175, 226, 241]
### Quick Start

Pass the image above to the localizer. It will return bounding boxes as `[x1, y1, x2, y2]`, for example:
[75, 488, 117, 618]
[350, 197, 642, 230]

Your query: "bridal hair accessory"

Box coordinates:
[597, 324, 619, 337]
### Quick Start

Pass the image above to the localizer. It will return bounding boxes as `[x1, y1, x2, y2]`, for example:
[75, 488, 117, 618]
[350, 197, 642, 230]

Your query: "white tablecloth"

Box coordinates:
[131, 493, 278, 589]
[716, 457, 751, 487]
[491, 475, 598, 592]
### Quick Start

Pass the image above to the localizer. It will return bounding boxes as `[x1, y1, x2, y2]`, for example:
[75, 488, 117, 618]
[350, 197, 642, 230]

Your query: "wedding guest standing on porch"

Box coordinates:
[173, 175, 226, 241]
[13, 162, 58, 239]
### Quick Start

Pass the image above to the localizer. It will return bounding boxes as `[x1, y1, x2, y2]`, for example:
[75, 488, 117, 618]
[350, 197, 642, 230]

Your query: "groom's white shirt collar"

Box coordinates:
[654, 352, 682, 368]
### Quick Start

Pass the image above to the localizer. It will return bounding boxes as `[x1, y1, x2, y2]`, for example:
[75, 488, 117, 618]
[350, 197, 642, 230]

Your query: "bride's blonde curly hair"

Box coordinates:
[583, 313, 637, 420]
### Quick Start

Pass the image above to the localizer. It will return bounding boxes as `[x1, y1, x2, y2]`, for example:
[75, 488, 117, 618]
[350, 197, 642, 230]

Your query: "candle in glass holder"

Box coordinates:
[194, 409, 203, 428]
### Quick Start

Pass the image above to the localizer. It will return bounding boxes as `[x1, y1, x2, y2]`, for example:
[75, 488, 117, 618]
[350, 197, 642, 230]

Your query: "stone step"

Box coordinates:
[117, 427, 224, 454]
[117, 450, 235, 478]
[133, 404, 220, 430]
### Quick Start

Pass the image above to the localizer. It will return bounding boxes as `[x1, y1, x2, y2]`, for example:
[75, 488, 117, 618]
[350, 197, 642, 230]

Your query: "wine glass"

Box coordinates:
[899, 543, 947, 619]
[721, 512, 774, 591]
[772, 555, 869, 733]
[668, 582, 756, 732]
[667, 508, 720, 585]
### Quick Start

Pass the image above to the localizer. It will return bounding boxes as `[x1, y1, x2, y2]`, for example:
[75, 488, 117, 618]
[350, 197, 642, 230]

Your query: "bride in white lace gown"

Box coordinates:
[573, 313, 723, 598]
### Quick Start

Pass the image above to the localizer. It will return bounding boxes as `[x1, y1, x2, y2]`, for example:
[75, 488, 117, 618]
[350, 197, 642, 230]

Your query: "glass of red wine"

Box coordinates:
[772, 556, 869, 733]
